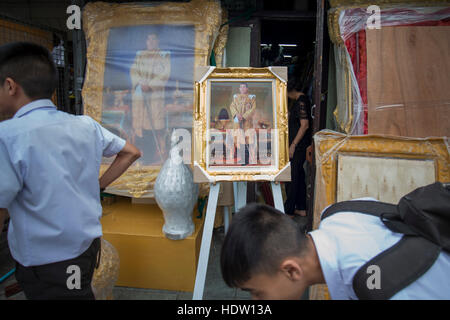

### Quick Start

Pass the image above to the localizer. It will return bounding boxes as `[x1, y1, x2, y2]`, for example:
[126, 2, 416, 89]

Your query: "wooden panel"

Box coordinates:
[366, 26, 450, 138]
[337, 155, 436, 203]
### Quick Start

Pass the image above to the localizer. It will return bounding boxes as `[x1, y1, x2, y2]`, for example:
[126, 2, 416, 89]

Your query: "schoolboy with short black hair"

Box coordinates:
[0, 42, 58, 101]
[221, 203, 322, 300]
[0, 42, 141, 299]
[221, 200, 450, 300]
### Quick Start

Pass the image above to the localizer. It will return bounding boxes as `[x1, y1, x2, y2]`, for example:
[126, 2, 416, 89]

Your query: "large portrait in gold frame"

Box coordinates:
[81, 0, 224, 197]
[309, 130, 450, 300]
[193, 67, 290, 182]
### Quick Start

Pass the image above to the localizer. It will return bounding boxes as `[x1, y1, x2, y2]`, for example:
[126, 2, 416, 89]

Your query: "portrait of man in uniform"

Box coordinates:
[101, 25, 195, 166]
[229, 83, 256, 130]
[208, 81, 275, 167]
[130, 33, 171, 164]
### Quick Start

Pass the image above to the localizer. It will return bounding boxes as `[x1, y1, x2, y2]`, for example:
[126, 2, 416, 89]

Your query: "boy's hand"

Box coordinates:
[99, 141, 142, 190]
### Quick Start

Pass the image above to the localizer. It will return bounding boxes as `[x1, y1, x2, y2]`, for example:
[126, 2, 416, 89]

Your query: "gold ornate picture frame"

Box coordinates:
[81, 0, 224, 197]
[193, 67, 290, 182]
[309, 130, 450, 300]
[313, 131, 449, 229]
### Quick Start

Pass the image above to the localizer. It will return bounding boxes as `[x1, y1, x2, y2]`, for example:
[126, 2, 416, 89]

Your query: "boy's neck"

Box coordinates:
[303, 235, 326, 286]
[12, 96, 35, 116]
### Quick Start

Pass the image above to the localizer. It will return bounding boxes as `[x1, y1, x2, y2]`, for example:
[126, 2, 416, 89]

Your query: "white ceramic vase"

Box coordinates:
[154, 132, 199, 240]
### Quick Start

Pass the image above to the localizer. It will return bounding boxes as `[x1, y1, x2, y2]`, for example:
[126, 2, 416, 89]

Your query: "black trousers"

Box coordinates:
[15, 238, 101, 300]
[284, 144, 307, 215]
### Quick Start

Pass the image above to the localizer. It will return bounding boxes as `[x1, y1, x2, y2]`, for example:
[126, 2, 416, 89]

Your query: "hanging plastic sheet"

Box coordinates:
[309, 129, 450, 300]
[328, 4, 450, 135]
[82, 0, 226, 197]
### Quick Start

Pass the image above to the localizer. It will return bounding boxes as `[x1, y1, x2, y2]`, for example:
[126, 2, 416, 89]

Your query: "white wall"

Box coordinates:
[225, 27, 251, 67]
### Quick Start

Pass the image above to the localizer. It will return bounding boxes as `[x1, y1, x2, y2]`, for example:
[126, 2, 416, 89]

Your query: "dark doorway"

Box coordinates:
[260, 19, 316, 93]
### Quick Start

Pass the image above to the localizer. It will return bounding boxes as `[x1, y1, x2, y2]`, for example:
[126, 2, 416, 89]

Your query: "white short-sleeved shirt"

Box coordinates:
[0, 99, 126, 266]
[309, 198, 450, 300]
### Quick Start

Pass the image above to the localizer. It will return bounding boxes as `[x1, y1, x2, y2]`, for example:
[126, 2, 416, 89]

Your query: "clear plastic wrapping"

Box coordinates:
[333, 44, 365, 135]
[335, 5, 450, 42]
[328, 4, 450, 135]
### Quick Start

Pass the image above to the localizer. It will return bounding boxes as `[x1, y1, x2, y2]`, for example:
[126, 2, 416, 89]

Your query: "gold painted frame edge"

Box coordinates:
[193, 67, 290, 182]
[310, 130, 449, 300]
[314, 131, 449, 229]
[81, 0, 224, 197]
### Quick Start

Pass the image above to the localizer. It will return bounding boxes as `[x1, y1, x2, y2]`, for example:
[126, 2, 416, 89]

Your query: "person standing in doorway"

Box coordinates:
[284, 80, 311, 217]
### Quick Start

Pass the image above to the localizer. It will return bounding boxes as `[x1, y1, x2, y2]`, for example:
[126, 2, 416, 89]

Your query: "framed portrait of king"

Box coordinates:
[81, 0, 225, 197]
[193, 67, 290, 182]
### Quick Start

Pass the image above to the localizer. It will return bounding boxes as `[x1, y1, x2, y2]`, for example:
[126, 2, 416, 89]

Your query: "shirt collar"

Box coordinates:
[308, 229, 345, 299]
[13, 99, 56, 119]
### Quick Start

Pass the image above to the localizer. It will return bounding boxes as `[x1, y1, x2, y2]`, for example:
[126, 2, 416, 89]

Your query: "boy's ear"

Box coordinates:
[4, 77, 18, 96]
[280, 258, 303, 281]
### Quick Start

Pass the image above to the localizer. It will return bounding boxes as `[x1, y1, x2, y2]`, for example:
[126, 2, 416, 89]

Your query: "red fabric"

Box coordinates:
[405, 18, 450, 27]
[357, 30, 368, 134]
[344, 33, 368, 133]
[344, 36, 357, 74]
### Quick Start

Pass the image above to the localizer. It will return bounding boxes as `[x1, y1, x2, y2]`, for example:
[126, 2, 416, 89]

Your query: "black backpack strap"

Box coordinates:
[321, 200, 417, 236]
[321, 200, 396, 220]
[322, 200, 440, 299]
[352, 236, 441, 300]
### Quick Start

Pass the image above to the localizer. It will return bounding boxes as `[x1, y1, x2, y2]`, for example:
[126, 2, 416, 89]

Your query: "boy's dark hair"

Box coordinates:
[0, 42, 57, 100]
[220, 203, 308, 288]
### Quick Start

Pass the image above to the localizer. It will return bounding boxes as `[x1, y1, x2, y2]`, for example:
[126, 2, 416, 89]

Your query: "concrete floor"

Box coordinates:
[0, 216, 308, 300]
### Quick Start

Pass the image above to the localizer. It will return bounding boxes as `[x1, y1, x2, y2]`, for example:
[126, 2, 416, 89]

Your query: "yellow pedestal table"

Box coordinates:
[101, 197, 204, 292]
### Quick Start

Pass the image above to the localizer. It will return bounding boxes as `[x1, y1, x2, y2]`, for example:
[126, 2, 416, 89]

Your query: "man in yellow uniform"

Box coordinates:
[228, 83, 256, 164]
[130, 33, 171, 164]
[229, 83, 256, 130]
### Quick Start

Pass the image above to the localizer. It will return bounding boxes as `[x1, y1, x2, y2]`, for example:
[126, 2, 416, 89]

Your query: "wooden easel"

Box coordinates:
[191, 66, 290, 299]
[192, 180, 285, 300]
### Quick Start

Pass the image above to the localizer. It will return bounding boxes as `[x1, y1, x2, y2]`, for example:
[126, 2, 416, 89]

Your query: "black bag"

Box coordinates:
[321, 182, 450, 300]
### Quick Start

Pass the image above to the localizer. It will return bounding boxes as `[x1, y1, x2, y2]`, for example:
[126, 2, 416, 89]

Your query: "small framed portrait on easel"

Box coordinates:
[193, 67, 290, 182]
